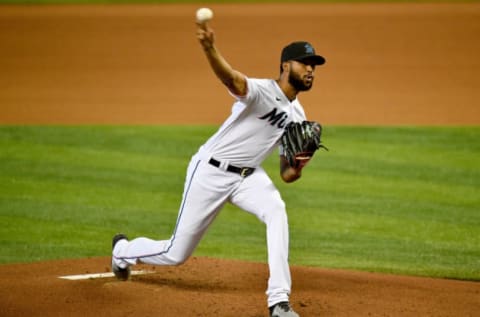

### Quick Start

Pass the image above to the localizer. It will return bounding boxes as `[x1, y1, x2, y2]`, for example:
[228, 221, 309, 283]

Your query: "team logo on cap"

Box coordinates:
[304, 43, 314, 54]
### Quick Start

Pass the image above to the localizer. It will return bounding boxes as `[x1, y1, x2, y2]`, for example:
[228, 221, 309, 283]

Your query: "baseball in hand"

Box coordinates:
[196, 7, 213, 23]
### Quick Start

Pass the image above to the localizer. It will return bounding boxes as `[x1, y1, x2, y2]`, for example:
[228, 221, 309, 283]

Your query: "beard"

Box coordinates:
[288, 71, 313, 92]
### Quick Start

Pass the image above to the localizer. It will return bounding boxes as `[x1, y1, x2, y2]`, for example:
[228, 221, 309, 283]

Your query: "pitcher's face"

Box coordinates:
[287, 60, 315, 91]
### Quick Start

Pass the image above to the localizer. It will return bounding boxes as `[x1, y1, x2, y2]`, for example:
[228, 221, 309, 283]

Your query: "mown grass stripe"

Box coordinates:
[0, 126, 479, 280]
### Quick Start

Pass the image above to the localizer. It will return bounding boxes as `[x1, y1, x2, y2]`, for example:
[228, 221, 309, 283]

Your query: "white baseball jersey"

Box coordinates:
[199, 77, 307, 167]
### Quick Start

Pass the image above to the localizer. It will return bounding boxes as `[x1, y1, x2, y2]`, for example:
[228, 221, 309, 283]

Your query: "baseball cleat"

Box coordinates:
[111, 233, 130, 281]
[270, 302, 300, 317]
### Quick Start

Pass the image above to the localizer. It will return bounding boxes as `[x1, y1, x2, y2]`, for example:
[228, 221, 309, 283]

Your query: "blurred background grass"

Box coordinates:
[1, 126, 478, 280]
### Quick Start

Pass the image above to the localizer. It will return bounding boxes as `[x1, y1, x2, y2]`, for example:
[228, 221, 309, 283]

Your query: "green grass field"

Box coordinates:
[1, 126, 478, 280]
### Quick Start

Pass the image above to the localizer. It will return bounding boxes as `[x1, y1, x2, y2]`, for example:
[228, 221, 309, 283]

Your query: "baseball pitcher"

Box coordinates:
[112, 13, 326, 317]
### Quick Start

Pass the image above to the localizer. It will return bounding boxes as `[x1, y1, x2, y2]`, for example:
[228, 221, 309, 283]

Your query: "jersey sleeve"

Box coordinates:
[228, 77, 260, 106]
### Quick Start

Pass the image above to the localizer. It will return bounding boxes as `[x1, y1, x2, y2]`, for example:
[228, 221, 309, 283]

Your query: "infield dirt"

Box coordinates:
[1, 3, 479, 125]
[0, 3, 479, 317]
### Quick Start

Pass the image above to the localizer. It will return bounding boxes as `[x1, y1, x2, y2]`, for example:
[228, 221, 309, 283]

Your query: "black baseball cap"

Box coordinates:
[281, 41, 326, 66]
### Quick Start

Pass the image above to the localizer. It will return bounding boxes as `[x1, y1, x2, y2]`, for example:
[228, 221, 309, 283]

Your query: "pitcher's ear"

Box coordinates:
[280, 61, 290, 74]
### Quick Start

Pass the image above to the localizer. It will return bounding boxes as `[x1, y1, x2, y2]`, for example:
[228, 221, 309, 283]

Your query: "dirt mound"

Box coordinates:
[1, 257, 478, 316]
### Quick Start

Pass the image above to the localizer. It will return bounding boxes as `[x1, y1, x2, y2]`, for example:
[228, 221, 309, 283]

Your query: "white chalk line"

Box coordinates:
[59, 270, 154, 280]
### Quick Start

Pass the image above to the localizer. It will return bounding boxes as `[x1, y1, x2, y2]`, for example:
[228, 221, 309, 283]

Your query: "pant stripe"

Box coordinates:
[118, 159, 201, 260]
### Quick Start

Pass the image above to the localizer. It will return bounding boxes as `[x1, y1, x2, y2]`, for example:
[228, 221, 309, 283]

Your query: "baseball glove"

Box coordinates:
[281, 120, 328, 168]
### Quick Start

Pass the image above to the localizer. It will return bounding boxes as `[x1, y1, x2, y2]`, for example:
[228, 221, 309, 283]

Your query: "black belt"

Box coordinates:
[208, 158, 255, 178]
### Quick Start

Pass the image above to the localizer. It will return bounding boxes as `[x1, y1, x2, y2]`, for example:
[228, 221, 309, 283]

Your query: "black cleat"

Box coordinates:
[111, 233, 130, 281]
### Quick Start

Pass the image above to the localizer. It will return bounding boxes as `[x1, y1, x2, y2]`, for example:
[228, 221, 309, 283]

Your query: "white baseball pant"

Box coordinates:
[113, 152, 292, 307]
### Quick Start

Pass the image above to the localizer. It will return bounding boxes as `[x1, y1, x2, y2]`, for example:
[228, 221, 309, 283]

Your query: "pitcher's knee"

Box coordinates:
[264, 201, 288, 224]
[165, 251, 190, 265]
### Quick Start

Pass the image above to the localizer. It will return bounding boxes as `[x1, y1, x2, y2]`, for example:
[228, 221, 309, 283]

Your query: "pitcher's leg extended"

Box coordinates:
[113, 158, 232, 270]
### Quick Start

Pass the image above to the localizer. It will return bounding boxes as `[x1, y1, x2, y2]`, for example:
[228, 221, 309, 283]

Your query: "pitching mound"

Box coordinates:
[1, 256, 479, 316]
